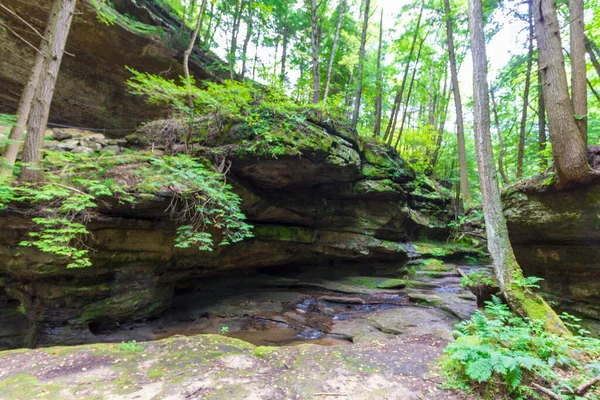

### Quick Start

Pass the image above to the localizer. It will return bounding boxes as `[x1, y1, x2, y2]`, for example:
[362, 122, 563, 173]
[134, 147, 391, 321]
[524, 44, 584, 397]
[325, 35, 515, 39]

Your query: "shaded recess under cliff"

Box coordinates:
[504, 176, 600, 322]
[0, 109, 459, 349]
[0, 0, 227, 130]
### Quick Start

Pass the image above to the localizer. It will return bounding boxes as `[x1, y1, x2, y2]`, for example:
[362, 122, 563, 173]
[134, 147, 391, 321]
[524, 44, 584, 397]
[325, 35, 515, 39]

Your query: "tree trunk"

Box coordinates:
[202, 1, 216, 48]
[589, 79, 600, 105]
[373, 8, 384, 138]
[351, 0, 371, 130]
[385, 2, 424, 145]
[431, 76, 450, 168]
[394, 36, 425, 148]
[309, 0, 321, 104]
[468, 0, 569, 335]
[569, 0, 586, 142]
[517, 3, 534, 180]
[182, 0, 207, 152]
[587, 37, 600, 78]
[444, 0, 471, 206]
[19, 0, 76, 182]
[1, 0, 59, 177]
[538, 64, 548, 169]
[229, 0, 244, 79]
[280, 24, 289, 83]
[323, 0, 346, 103]
[240, 0, 254, 80]
[532, 0, 589, 188]
[252, 30, 261, 81]
[490, 89, 509, 185]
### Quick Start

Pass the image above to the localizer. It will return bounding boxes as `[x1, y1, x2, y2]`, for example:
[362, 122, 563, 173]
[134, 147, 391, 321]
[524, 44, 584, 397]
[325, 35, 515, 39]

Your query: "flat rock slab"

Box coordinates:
[0, 334, 474, 400]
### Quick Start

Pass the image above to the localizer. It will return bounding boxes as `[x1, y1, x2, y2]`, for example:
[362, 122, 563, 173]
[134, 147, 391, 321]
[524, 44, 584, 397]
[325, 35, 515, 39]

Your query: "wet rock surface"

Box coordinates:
[0, 261, 481, 399]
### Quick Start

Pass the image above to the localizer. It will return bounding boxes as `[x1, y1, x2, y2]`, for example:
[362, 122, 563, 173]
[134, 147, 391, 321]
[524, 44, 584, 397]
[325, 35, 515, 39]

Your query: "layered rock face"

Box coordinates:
[504, 182, 600, 320]
[0, 0, 226, 130]
[0, 117, 452, 349]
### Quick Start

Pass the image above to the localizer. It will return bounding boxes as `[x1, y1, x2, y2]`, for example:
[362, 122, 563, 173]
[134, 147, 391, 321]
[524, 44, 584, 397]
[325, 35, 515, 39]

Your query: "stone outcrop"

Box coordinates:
[504, 180, 600, 320]
[0, 116, 453, 349]
[0, 0, 227, 131]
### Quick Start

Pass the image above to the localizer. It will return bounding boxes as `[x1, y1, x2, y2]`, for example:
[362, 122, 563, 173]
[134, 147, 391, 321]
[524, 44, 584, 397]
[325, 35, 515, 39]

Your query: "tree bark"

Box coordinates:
[538, 63, 548, 169]
[431, 74, 450, 168]
[569, 0, 586, 142]
[1, 0, 58, 177]
[384, 2, 423, 145]
[19, 0, 76, 182]
[444, 0, 471, 206]
[280, 22, 289, 83]
[532, 0, 590, 188]
[517, 3, 534, 180]
[323, 0, 346, 103]
[468, 0, 569, 335]
[373, 8, 384, 138]
[490, 89, 509, 185]
[351, 0, 371, 129]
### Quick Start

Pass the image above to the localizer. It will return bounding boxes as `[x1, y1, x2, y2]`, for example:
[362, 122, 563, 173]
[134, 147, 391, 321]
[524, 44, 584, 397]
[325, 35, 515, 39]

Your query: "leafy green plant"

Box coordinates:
[220, 326, 229, 335]
[512, 275, 544, 290]
[443, 296, 600, 399]
[118, 340, 145, 352]
[460, 271, 495, 288]
[0, 151, 253, 268]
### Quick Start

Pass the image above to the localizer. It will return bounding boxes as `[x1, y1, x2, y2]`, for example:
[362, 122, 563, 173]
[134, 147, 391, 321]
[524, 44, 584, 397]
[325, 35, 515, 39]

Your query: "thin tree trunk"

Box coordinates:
[589, 79, 600, 105]
[19, 0, 76, 182]
[280, 24, 289, 83]
[240, 0, 254, 80]
[229, 0, 244, 79]
[252, 30, 261, 81]
[468, 0, 568, 335]
[323, 0, 346, 103]
[533, 0, 589, 188]
[202, 1, 216, 47]
[1, 0, 58, 177]
[373, 8, 384, 138]
[351, 0, 371, 129]
[385, 2, 424, 145]
[517, 3, 534, 180]
[444, 0, 471, 206]
[490, 89, 509, 185]
[570, 0, 586, 142]
[431, 79, 450, 168]
[538, 64, 548, 168]
[394, 37, 425, 148]
[587, 37, 600, 78]
[182, 0, 207, 152]
[309, 0, 321, 104]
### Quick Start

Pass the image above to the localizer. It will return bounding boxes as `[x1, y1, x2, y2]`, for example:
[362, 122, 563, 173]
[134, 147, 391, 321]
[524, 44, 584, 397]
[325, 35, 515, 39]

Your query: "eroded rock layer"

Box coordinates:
[0, 116, 453, 349]
[504, 181, 600, 320]
[0, 0, 226, 130]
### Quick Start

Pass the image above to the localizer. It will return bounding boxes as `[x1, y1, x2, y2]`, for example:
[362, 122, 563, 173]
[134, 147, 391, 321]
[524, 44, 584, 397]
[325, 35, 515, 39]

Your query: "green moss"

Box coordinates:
[252, 346, 277, 359]
[345, 276, 407, 289]
[254, 225, 314, 243]
[0, 374, 63, 398]
[147, 365, 166, 380]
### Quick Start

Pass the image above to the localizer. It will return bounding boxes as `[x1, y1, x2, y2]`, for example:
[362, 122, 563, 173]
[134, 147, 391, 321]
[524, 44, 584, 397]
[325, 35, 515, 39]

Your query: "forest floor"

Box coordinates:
[0, 261, 482, 399]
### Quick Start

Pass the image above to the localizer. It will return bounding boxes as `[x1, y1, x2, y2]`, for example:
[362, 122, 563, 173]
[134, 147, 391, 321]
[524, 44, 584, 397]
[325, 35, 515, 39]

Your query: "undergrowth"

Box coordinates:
[0, 150, 253, 268]
[442, 296, 600, 399]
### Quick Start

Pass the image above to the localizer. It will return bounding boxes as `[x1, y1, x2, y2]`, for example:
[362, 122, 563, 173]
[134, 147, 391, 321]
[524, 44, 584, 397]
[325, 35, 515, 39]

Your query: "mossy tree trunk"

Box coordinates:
[19, 0, 76, 182]
[468, 0, 569, 335]
[569, 0, 587, 142]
